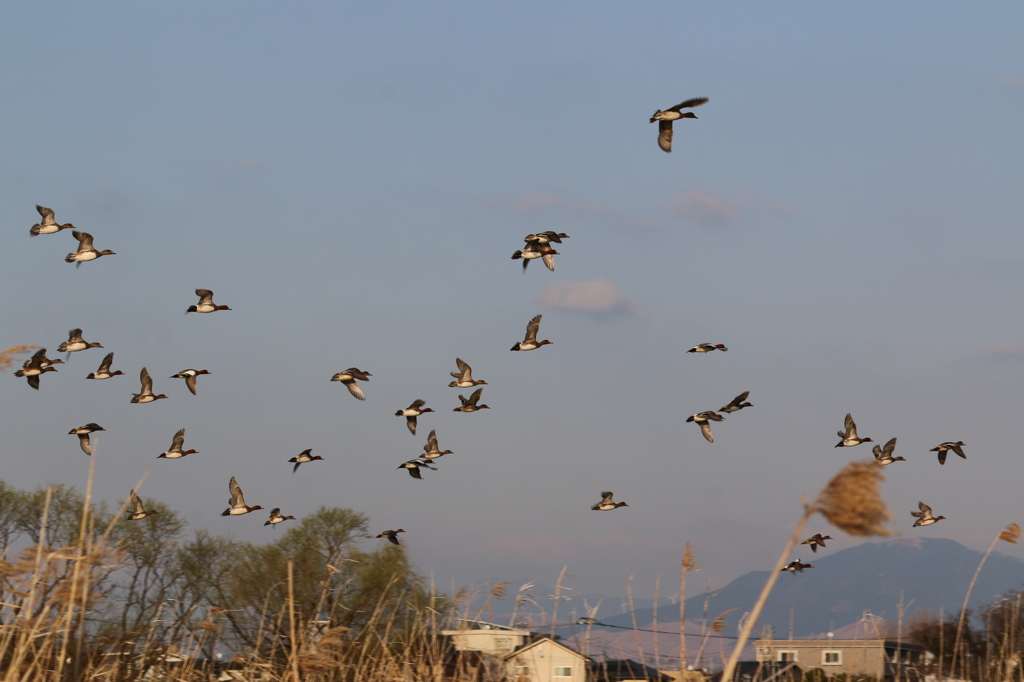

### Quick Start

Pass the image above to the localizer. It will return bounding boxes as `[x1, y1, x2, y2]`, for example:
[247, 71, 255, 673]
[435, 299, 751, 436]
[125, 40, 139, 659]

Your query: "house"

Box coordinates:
[442, 619, 532, 656]
[506, 636, 591, 682]
[442, 619, 591, 682]
[754, 637, 923, 680]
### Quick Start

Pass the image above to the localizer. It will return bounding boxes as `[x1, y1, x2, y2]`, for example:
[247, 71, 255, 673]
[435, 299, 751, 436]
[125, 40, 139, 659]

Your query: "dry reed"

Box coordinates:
[720, 461, 894, 682]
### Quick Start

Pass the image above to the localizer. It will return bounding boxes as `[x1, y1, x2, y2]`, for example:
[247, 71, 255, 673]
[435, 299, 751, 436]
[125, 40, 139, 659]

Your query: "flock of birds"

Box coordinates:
[778, 414, 964, 575]
[15, 203, 591, 542]
[14, 98, 966, 555]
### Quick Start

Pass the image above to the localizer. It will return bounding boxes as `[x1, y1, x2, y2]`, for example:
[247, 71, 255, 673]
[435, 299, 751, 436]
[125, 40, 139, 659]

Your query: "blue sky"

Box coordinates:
[2, 2, 1023, 610]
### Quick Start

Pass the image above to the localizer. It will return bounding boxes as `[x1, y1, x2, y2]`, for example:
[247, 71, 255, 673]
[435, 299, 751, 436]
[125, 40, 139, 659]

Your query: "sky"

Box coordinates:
[2, 2, 1023, 621]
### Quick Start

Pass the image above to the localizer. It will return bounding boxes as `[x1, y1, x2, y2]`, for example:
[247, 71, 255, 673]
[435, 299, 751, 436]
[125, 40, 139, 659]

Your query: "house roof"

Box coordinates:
[504, 635, 593, 663]
[590, 658, 675, 681]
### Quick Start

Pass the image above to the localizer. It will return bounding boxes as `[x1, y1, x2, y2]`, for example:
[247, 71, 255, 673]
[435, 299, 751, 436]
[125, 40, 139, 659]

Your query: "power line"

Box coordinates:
[573, 619, 741, 639]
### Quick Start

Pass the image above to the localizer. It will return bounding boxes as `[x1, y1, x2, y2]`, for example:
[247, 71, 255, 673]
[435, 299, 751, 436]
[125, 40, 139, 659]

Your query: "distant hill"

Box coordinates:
[594, 538, 1024, 637]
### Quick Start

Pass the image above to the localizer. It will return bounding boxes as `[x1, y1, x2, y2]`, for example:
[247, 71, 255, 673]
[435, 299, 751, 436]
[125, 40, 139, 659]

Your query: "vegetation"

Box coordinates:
[908, 592, 1024, 682]
[0, 477, 447, 681]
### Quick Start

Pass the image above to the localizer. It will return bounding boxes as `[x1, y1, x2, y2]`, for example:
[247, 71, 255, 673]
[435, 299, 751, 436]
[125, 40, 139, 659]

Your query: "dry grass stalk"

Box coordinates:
[680, 542, 698, 670]
[0, 345, 39, 373]
[814, 461, 893, 536]
[720, 461, 893, 682]
[950, 521, 1021, 678]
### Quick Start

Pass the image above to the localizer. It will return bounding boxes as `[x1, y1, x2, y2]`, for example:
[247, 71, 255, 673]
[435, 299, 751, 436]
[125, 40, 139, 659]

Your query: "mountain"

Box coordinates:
[595, 538, 1024, 637]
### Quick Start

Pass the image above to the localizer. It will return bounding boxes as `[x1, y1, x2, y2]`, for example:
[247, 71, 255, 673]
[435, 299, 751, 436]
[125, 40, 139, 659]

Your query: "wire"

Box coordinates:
[574, 620, 741, 639]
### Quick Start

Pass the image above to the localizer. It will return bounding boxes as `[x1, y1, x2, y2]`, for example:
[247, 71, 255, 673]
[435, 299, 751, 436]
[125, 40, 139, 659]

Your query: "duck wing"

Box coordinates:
[726, 391, 750, 408]
[97, 352, 114, 373]
[170, 428, 186, 451]
[345, 380, 366, 400]
[657, 120, 673, 153]
[699, 421, 714, 443]
[72, 231, 94, 250]
[843, 413, 856, 439]
[466, 388, 483, 406]
[130, 489, 145, 515]
[37, 205, 56, 223]
[195, 289, 215, 305]
[139, 367, 153, 393]
[666, 97, 709, 112]
[524, 315, 542, 344]
[228, 476, 246, 507]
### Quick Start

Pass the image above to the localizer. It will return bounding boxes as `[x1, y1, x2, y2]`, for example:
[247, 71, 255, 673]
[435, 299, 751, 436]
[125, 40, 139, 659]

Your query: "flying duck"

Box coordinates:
[511, 314, 551, 351]
[591, 491, 628, 511]
[23, 348, 62, 370]
[265, 508, 296, 526]
[397, 458, 437, 480]
[289, 448, 323, 473]
[686, 411, 724, 443]
[158, 429, 196, 459]
[800, 534, 832, 554]
[781, 560, 813, 574]
[14, 349, 60, 389]
[331, 367, 371, 400]
[872, 438, 904, 465]
[512, 241, 558, 272]
[29, 205, 75, 236]
[87, 352, 123, 380]
[58, 328, 103, 355]
[126, 489, 157, 521]
[186, 289, 232, 314]
[131, 367, 168, 404]
[396, 400, 433, 435]
[422, 430, 453, 458]
[449, 358, 487, 388]
[453, 387, 490, 412]
[170, 368, 211, 395]
[687, 343, 727, 353]
[65, 231, 115, 266]
[376, 529, 406, 545]
[719, 391, 752, 413]
[650, 97, 708, 153]
[69, 423, 105, 456]
[836, 413, 872, 448]
[524, 231, 570, 245]
[912, 501, 946, 527]
[221, 476, 262, 516]
[930, 441, 966, 465]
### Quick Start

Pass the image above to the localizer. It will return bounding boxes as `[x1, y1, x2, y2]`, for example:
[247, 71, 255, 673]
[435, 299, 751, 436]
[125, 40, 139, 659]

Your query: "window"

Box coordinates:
[554, 666, 573, 678]
[777, 651, 798, 663]
[822, 651, 842, 665]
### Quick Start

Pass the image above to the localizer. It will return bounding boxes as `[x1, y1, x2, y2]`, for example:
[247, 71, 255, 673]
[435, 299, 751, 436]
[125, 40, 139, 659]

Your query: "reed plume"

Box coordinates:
[720, 461, 893, 682]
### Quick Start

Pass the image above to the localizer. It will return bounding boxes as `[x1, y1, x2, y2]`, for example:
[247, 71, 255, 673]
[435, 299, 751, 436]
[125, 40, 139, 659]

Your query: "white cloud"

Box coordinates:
[669, 188, 745, 224]
[536, 279, 643, 317]
[981, 344, 1024, 360]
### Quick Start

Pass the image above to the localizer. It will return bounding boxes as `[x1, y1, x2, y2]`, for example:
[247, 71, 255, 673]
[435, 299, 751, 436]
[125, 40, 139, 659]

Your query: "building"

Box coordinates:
[754, 637, 923, 680]
[442, 619, 591, 682]
[507, 637, 591, 682]
[442, 619, 532, 656]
